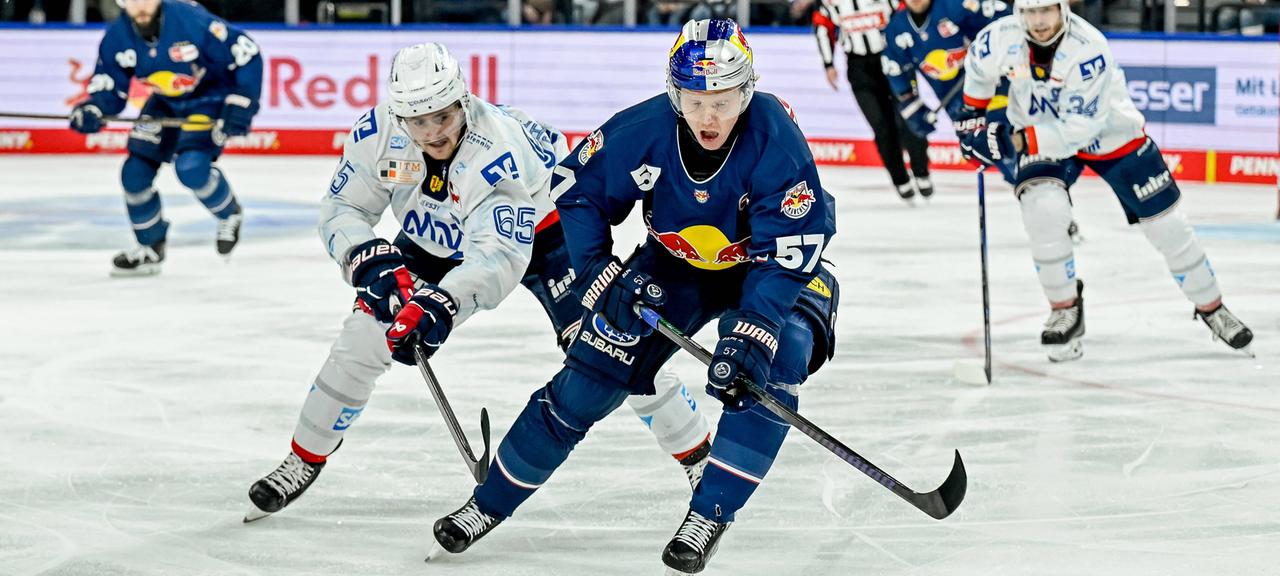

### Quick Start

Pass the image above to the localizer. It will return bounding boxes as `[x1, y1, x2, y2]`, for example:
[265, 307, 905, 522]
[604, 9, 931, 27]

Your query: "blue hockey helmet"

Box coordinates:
[666, 19, 757, 117]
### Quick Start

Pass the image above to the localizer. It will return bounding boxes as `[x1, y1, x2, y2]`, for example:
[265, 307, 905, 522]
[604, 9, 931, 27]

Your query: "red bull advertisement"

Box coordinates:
[920, 47, 967, 81]
[649, 225, 751, 271]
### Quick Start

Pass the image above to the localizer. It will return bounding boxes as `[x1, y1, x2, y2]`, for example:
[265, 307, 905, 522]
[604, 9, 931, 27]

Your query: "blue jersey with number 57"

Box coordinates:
[84, 0, 262, 116]
[552, 93, 835, 326]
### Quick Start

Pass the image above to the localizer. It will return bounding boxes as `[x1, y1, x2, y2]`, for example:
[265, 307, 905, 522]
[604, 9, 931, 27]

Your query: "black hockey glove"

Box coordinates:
[385, 285, 458, 366]
[347, 238, 415, 323]
[70, 102, 104, 134]
[954, 107, 1016, 167]
[578, 256, 666, 337]
[707, 311, 780, 412]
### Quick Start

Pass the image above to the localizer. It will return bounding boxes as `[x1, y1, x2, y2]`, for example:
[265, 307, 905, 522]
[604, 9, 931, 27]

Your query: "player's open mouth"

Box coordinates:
[699, 130, 719, 143]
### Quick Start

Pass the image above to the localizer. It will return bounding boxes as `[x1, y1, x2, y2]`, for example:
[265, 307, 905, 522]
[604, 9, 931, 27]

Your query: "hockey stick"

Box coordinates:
[924, 80, 966, 125]
[0, 111, 210, 128]
[978, 169, 993, 384]
[634, 305, 967, 520]
[412, 344, 491, 485]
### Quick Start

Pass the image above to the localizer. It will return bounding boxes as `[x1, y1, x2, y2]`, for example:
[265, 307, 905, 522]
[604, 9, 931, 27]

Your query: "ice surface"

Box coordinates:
[2, 156, 1278, 575]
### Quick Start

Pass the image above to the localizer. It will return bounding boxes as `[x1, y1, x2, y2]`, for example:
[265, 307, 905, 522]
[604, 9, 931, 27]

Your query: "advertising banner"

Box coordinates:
[0, 27, 1276, 184]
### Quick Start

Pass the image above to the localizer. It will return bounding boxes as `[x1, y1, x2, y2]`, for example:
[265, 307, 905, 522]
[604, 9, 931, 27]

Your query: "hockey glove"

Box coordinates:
[347, 238, 415, 323]
[707, 311, 780, 412]
[214, 94, 256, 142]
[896, 93, 936, 139]
[578, 256, 666, 337]
[954, 109, 1016, 167]
[70, 103, 104, 134]
[386, 285, 458, 366]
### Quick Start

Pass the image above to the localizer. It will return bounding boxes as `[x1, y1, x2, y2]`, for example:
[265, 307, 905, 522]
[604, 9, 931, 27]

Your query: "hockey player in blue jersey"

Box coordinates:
[69, 0, 262, 276]
[416, 19, 840, 574]
[882, 0, 1016, 183]
[956, 0, 1253, 359]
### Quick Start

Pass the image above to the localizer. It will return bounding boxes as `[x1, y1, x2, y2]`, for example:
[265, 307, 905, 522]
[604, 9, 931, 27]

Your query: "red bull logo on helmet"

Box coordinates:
[780, 181, 816, 219]
[920, 47, 967, 81]
[693, 58, 720, 76]
[649, 224, 750, 271]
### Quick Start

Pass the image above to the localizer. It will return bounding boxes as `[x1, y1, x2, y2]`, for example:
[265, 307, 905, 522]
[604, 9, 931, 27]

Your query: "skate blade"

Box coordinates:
[110, 264, 162, 278]
[1045, 339, 1083, 363]
[664, 567, 696, 576]
[424, 541, 450, 563]
[243, 507, 273, 523]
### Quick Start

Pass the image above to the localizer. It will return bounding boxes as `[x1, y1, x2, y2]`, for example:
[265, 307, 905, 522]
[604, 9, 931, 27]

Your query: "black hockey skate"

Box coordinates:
[1194, 304, 1254, 353]
[110, 240, 165, 277]
[915, 175, 934, 199]
[1042, 279, 1085, 363]
[245, 452, 325, 522]
[895, 181, 916, 202]
[428, 497, 504, 559]
[216, 206, 243, 257]
[680, 440, 712, 489]
[662, 509, 731, 575]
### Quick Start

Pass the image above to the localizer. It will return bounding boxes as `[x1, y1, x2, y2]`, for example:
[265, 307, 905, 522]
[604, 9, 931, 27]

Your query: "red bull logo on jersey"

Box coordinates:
[780, 181, 816, 219]
[145, 68, 205, 97]
[649, 224, 750, 271]
[920, 47, 968, 82]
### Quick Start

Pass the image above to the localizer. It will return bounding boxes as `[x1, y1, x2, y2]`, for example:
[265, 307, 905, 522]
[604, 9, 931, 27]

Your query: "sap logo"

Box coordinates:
[1125, 66, 1216, 125]
[1078, 55, 1106, 81]
[333, 406, 364, 431]
[389, 135, 408, 149]
[1132, 169, 1172, 201]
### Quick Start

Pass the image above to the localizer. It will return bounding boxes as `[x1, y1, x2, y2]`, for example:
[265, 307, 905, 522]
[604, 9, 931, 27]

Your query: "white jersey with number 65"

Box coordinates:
[320, 98, 569, 325]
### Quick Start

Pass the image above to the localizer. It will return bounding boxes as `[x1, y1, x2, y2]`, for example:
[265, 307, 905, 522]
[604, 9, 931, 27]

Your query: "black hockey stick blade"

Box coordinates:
[635, 305, 967, 520]
[414, 345, 491, 484]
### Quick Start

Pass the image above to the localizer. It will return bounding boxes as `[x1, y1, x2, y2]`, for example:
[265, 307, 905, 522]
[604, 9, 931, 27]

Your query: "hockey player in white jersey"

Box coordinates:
[955, 0, 1253, 361]
[245, 43, 711, 521]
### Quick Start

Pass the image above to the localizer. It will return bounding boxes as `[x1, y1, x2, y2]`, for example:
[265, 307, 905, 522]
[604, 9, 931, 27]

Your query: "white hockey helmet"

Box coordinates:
[1015, 0, 1071, 46]
[388, 43, 470, 120]
[666, 18, 757, 116]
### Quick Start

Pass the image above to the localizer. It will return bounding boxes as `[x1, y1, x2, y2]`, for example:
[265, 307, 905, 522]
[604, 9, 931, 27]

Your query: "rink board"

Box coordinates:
[0, 26, 1276, 183]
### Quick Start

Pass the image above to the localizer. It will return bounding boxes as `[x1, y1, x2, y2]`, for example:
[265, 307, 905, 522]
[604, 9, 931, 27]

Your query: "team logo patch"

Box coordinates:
[168, 42, 199, 63]
[937, 18, 959, 38]
[389, 135, 409, 149]
[208, 20, 228, 41]
[578, 130, 604, 164]
[780, 181, 816, 219]
[377, 159, 423, 184]
[630, 164, 661, 192]
[428, 174, 444, 194]
[693, 189, 709, 203]
[962, 0, 980, 11]
[591, 314, 640, 347]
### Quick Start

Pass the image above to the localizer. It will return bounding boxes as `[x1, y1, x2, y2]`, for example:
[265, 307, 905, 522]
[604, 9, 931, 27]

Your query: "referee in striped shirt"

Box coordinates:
[813, 0, 932, 201]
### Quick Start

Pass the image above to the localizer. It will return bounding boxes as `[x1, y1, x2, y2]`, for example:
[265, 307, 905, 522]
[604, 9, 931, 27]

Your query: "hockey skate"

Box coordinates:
[1042, 279, 1085, 363]
[662, 509, 731, 575]
[895, 182, 916, 204]
[427, 496, 503, 559]
[245, 451, 325, 522]
[915, 175, 934, 200]
[1194, 304, 1254, 354]
[216, 206, 243, 257]
[679, 440, 711, 489]
[110, 240, 165, 277]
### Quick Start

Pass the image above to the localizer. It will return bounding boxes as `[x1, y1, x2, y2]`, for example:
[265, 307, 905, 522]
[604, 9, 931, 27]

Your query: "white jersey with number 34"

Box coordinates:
[319, 98, 568, 325]
[963, 14, 1147, 159]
